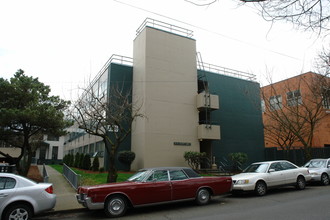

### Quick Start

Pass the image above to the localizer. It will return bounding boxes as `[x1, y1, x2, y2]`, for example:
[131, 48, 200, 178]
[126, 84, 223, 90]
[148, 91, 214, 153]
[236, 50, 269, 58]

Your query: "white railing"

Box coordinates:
[136, 18, 194, 38]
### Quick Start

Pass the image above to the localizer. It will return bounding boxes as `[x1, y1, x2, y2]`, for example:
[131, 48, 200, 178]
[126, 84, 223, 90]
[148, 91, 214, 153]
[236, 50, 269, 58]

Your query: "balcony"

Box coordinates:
[197, 92, 219, 110]
[197, 124, 221, 141]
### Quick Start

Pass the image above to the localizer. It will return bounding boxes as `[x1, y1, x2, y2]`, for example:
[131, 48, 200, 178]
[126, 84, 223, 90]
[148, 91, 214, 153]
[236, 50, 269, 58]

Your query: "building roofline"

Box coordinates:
[261, 71, 320, 88]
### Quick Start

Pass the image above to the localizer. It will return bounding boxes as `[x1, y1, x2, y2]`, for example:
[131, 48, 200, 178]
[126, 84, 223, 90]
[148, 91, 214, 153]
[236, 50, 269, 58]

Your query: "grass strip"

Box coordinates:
[49, 164, 133, 185]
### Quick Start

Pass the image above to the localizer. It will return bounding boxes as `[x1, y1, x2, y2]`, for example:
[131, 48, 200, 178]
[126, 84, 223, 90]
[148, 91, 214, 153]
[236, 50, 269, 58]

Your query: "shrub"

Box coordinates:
[228, 152, 248, 172]
[74, 153, 80, 168]
[79, 153, 84, 169]
[184, 151, 207, 171]
[68, 154, 74, 167]
[92, 156, 100, 171]
[82, 154, 91, 170]
[118, 151, 136, 165]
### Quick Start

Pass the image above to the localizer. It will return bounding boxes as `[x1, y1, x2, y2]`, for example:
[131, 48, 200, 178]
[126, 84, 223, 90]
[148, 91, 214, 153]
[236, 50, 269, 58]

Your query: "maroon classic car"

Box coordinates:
[76, 167, 232, 218]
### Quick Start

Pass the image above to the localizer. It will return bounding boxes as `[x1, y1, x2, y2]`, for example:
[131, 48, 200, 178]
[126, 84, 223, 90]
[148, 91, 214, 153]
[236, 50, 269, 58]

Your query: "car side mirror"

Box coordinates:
[269, 169, 275, 173]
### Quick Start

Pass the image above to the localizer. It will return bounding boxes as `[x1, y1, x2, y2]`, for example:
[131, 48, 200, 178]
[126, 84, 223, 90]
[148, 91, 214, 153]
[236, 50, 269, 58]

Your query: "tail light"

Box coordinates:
[45, 185, 54, 194]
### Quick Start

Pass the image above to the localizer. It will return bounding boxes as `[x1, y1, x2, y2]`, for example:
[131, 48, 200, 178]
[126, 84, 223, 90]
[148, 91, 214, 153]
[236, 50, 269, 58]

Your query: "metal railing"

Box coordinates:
[197, 61, 257, 82]
[136, 18, 194, 38]
[42, 163, 49, 183]
[63, 163, 81, 190]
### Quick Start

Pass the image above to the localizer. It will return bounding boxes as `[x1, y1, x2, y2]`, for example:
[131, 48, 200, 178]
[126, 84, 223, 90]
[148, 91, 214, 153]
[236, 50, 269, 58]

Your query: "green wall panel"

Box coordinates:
[198, 70, 265, 169]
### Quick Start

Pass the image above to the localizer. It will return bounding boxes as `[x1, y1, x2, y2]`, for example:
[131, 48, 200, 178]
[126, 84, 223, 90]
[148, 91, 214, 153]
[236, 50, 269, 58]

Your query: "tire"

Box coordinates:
[296, 176, 306, 190]
[196, 188, 211, 205]
[104, 195, 128, 218]
[321, 173, 330, 186]
[254, 181, 267, 196]
[4, 203, 32, 220]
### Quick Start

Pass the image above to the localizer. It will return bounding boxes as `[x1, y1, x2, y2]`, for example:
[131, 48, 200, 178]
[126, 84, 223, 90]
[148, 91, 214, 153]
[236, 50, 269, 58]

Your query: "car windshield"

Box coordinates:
[127, 170, 150, 182]
[304, 160, 326, 168]
[243, 163, 269, 173]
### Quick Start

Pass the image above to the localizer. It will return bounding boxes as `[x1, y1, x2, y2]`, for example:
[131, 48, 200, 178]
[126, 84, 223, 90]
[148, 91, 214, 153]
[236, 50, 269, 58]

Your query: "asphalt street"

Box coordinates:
[34, 184, 330, 220]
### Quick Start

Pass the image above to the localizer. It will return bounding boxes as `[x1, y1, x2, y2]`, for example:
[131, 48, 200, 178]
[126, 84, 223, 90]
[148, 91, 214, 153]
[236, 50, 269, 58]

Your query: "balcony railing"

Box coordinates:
[136, 18, 194, 38]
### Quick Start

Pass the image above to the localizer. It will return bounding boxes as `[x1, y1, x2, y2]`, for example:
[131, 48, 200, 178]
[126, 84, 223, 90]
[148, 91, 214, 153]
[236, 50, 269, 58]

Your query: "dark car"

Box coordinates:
[76, 167, 232, 218]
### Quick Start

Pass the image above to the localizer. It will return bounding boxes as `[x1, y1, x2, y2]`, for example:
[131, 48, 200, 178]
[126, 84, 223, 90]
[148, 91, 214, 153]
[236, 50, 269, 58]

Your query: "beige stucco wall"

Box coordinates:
[131, 27, 200, 170]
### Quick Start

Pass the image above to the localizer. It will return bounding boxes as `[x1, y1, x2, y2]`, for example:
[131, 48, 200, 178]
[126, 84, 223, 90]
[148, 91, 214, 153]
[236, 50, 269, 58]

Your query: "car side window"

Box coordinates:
[0, 177, 16, 190]
[281, 162, 296, 170]
[327, 160, 330, 167]
[269, 163, 282, 171]
[169, 170, 188, 181]
[146, 170, 169, 182]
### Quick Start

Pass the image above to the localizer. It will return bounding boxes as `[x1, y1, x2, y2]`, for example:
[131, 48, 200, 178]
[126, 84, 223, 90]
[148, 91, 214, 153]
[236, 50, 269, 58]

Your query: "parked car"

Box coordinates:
[76, 167, 232, 218]
[232, 160, 311, 196]
[0, 173, 56, 220]
[303, 158, 330, 185]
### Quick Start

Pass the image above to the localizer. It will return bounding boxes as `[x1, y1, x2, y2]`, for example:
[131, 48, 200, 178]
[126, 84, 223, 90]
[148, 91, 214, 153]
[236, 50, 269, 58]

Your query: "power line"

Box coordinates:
[113, 0, 302, 61]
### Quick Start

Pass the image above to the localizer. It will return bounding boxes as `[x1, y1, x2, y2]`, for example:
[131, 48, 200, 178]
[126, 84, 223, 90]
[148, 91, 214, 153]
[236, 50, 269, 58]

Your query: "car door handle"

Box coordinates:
[0, 193, 8, 198]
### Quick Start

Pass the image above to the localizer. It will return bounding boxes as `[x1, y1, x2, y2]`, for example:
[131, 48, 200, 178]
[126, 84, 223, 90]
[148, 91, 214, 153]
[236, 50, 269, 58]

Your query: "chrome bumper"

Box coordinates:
[76, 194, 104, 210]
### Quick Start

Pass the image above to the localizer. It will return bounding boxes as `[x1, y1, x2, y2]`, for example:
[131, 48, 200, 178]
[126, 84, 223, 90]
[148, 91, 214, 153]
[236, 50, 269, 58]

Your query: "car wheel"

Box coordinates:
[321, 173, 330, 186]
[296, 176, 306, 190]
[4, 203, 32, 220]
[196, 188, 210, 205]
[104, 195, 128, 218]
[255, 181, 267, 196]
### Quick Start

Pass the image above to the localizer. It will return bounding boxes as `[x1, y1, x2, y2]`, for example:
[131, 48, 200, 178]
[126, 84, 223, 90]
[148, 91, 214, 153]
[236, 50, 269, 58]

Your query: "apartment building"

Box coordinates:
[64, 19, 264, 171]
[261, 72, 330, 149]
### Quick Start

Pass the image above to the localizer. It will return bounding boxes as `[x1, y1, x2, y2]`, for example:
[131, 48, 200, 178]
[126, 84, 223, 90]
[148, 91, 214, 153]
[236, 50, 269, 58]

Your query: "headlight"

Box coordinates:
[235, 179, 249, 185]
[310, 172, 319, 175]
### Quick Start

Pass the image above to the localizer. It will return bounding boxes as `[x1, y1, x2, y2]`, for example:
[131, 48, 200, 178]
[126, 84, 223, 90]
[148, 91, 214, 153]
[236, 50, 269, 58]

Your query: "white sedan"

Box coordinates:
[232, 160, 311, 196]
[0, 173, 56, 220]
[303, 158, 330, 185]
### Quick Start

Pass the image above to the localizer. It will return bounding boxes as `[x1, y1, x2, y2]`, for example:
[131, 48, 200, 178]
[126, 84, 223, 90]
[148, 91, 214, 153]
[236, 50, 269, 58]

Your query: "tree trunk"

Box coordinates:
[104, 138, 118, 183]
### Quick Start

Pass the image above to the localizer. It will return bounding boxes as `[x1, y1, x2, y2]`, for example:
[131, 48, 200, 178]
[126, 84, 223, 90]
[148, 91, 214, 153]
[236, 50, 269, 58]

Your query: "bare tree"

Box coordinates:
[262, 72, 330, 161]
[185, 0, 330, 34]
[71, 83, 144, 183]
[240, 0, 330, 34]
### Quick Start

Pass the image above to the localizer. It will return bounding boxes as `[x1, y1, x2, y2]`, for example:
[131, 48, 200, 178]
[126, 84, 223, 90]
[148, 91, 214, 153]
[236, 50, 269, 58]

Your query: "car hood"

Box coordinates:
[232, 172, 263, 180]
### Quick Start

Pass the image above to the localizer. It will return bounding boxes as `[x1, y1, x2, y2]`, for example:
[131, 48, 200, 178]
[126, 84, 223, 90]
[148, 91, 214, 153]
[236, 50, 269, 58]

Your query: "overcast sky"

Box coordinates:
[1, 0, 328, 101]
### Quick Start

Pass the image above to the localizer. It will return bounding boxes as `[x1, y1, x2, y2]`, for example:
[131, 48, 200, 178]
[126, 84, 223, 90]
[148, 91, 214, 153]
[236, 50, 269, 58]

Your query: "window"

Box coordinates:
[269, 162, 283, 171]
[280, 162, 296, 170]
[47, 134, 59, 141]
[147, 170, 169, 182]
[0, 177, 16, 190]
[170, 170, 187, 181]
[261, 99, 265, 112]
[52, 146, 58, 160]
[322, 88, 330, 109]
[287, 90, 302, 106]
[269, 95, 282, 110]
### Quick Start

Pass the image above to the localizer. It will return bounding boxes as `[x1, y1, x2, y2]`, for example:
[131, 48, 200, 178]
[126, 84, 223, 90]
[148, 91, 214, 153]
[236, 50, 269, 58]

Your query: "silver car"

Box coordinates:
[232, 160, 311, 196]
[0, 173, 56, 220]
[303, 158, 330, 185]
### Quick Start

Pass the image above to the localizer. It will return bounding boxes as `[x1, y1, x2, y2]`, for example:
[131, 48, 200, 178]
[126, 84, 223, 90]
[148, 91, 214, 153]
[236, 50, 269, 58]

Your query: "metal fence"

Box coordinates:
[63, 163, 81, 189]
[265, 147, 330, 166]
[42, 163, 49, 183]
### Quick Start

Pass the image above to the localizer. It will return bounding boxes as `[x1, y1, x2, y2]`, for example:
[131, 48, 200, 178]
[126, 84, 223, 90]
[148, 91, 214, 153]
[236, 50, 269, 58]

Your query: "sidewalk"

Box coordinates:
[40, 165, 84, 212]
